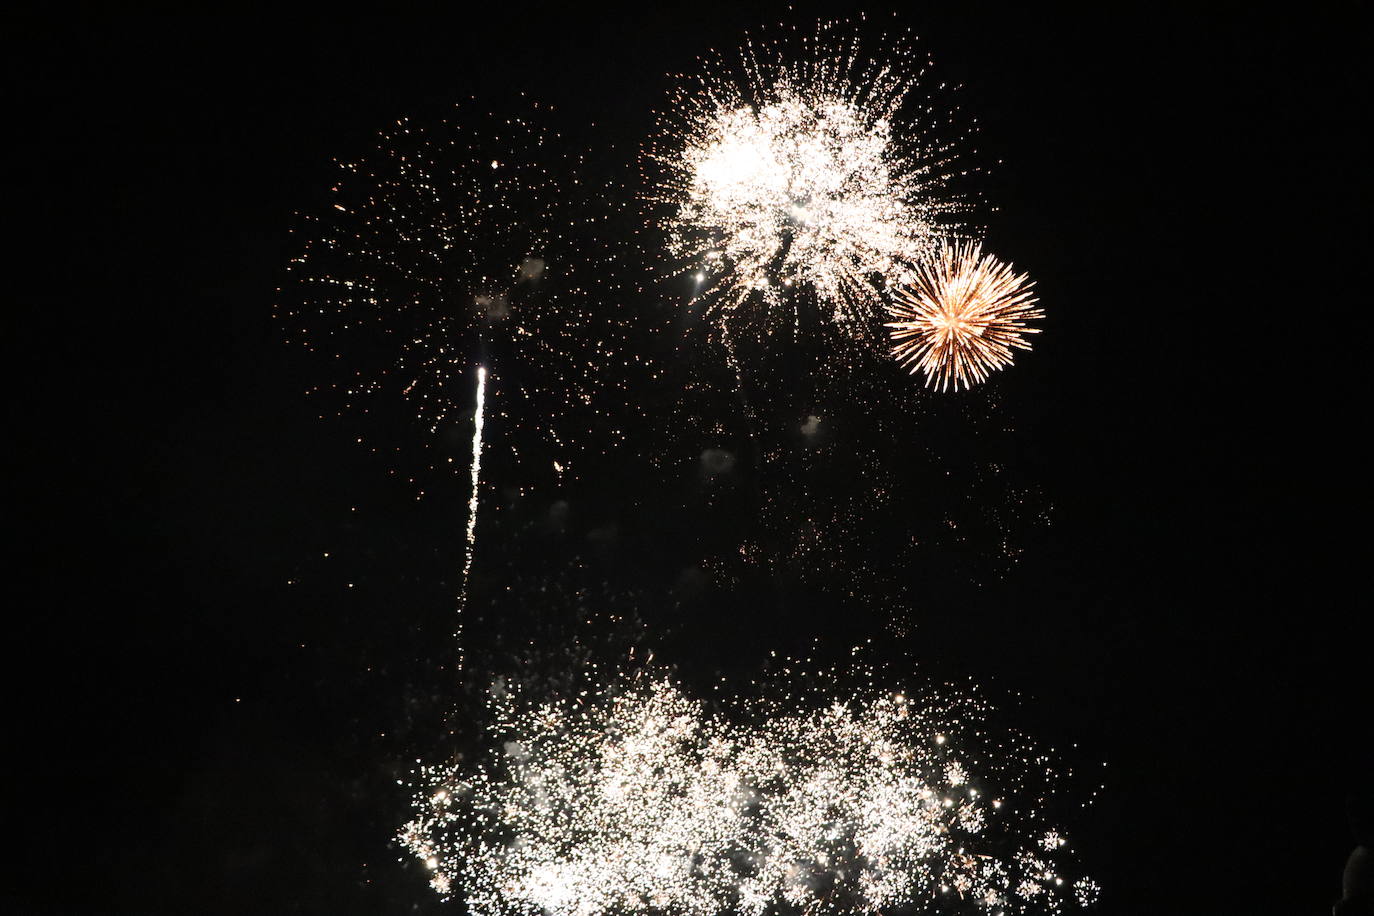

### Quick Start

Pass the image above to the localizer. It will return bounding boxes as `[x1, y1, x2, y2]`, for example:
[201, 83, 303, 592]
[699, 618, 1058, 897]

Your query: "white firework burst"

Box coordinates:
[647, 23, 969, 338]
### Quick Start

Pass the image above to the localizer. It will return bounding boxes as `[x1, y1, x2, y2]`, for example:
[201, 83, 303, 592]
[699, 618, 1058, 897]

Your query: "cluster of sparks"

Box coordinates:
[455, 365, 487, 664]
[281, 23, 1077, 916]
[280, 108, 547, 451]
[886, 242, 1043, 391]
[648, 25, 964, 339]
[279, 102, 648, 658]
[401, 671, 1095, 916]
[278, 101, 639, 496]
[649, 24, 1047, 391]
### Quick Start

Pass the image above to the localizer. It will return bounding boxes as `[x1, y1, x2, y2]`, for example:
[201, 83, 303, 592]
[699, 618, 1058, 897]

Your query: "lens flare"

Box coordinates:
[885, 241, 1042, 391]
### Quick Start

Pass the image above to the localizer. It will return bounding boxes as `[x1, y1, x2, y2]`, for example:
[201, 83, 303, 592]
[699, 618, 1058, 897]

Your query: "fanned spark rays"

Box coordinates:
[401, 670, 1096, 916]
[646, 23, 969, 340]
[886, 241, 1042, 391]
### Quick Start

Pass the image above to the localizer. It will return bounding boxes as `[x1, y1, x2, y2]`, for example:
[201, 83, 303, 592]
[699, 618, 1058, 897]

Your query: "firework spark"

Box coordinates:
[886, 241, 1042, 391]
[646, 24, 967, 337]
[400, 668, 1092, 916]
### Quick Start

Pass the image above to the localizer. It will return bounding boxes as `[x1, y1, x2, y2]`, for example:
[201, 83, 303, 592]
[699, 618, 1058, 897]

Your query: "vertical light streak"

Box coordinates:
[456, 365, 487, 666]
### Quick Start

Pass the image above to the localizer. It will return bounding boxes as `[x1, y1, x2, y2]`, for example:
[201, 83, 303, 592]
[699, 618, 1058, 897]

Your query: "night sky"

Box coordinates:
[9, 4, 1369, 915]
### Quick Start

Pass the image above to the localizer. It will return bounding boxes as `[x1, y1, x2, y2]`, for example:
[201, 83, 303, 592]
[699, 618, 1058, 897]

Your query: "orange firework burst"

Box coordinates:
[885, 241, 1042, 391]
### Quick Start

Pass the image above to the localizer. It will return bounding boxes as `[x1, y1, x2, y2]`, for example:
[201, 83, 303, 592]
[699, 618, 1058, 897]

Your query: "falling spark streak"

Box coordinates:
[456, 365, 487, 666]
[885, 241, 1042, 391]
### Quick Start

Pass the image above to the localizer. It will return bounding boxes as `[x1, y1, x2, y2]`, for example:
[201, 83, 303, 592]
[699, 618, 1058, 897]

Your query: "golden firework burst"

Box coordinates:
[886, 241, 1042, 391]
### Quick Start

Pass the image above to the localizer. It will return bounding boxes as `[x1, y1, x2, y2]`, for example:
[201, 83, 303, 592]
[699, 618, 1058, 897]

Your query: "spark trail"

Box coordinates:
[456, 365, 487, 666]
[279, 103, 648, 663]
[401, 666, 1097, 915]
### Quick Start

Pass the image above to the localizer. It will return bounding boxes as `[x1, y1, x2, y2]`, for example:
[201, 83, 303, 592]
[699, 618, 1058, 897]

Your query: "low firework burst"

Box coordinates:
[645, 22, 969, 339]
[886, 241, 1042, 391]
[400, 664, 1095, 916]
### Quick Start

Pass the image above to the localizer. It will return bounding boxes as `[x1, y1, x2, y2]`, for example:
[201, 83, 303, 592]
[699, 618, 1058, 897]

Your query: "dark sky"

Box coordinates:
[8, 3, 1369, 915]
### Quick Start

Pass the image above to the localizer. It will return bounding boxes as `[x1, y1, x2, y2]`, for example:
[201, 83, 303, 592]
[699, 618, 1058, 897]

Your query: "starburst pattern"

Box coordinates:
[886, 241, 1042, 391]
[400, 669, 1091, 916]
[646, 24, 967, 337]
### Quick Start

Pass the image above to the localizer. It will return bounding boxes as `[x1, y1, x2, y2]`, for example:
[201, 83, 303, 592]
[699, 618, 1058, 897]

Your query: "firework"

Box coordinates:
[278, 101, 639, 495]
[279, 103, 646, 658]
[280, 106, 552, 451]
[886, 241, 1042, 391]
[400, 667, 1092, 916]
[646, 23, 968, 338]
